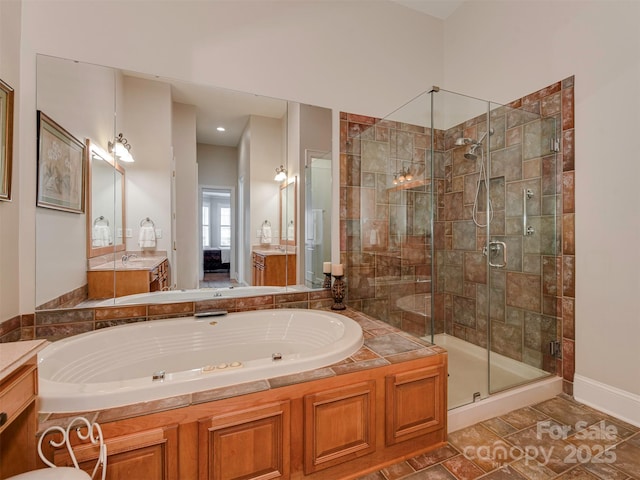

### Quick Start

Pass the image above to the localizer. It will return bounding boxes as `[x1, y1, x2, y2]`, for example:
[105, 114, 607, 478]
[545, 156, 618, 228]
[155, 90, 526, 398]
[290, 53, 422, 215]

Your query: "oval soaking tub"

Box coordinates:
[38, 309, 363, 412]
[94, 286, 302, 306]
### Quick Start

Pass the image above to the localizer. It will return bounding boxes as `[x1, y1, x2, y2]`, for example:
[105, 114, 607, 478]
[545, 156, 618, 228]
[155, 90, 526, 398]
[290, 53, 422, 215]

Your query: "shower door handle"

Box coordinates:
[485, 241, 507, 268]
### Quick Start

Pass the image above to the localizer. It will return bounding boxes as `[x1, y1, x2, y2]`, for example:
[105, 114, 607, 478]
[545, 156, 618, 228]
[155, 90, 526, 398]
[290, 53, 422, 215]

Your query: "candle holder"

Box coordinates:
[331, 275, 346, 310]
[322, 272, 332, 289]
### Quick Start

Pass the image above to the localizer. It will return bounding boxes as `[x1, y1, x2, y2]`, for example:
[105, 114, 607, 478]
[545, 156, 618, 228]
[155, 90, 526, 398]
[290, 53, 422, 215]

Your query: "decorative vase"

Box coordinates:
[331, 276, 346, 310]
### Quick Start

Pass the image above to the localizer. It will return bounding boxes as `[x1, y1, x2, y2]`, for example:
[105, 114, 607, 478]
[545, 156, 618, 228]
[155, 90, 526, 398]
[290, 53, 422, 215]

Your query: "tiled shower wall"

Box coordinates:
[339, 114, 433, 337]
[340, 77, 575, 394]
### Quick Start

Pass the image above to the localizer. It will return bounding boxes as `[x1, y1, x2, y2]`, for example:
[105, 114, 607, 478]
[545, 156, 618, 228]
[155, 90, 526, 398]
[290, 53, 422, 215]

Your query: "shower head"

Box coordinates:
[464, 144, 479, 160]
[459, 128, 495, 160]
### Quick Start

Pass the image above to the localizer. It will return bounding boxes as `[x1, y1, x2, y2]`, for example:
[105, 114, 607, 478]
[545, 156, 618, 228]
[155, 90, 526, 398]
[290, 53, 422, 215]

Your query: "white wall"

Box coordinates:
[173, 102, 198, 289]
[34, 57, 116, 306]
[122, 76, 172, 255]
[197, 145, 238, 187]
[249, 115, 284, 249]
[444, 1, 640, 420]
[0, 0, 21, 321]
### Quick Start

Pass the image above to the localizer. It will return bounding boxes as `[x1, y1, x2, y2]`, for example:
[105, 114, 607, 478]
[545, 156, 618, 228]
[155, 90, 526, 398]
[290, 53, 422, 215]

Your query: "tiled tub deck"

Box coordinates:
[38, 307, 449, 480]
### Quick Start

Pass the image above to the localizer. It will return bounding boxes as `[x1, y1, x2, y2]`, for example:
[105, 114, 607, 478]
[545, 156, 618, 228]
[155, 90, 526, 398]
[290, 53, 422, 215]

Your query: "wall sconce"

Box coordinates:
[108, 133, 135, 163]
[274, 165, 287, 182]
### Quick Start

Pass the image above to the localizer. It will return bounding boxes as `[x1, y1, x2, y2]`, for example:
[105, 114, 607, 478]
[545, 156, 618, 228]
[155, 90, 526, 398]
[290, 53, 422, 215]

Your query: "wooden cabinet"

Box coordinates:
[88, 258, 169, 299]
[52, 424, 179, 480]
[0, 345, 44, 479]
[43, 352, 446, 480]
[303, 381, 376, 475]
[252, 252, 296, 286]
[198, 401, 290, 480]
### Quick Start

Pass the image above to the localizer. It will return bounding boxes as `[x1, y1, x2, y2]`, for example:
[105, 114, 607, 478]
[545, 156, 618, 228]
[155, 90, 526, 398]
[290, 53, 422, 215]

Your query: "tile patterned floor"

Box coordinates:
[358, 395, 640, 480]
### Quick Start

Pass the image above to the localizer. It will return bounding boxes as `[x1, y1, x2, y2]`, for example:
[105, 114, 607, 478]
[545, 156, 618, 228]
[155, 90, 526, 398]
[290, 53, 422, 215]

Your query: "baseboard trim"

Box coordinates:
[573, 374, 640, 427]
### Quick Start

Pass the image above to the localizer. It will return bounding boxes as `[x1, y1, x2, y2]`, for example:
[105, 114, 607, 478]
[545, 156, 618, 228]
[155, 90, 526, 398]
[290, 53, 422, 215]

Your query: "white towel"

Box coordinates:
[220, 247, 231, 264]
[260, 224, 272, 244]
[138, 225, 156, 248]
[92, 225, 112, 247]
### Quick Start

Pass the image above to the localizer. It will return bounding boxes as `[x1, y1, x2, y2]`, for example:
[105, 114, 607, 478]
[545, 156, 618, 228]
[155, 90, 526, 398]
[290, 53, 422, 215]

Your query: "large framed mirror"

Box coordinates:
[86, 139, 126, 258]
[35, 54, 333, 310]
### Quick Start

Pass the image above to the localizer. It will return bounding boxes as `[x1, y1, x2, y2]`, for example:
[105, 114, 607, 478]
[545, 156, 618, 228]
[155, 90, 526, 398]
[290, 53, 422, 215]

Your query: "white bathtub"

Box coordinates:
[38, 309, 363, 412]
[95, 286, 303, 306]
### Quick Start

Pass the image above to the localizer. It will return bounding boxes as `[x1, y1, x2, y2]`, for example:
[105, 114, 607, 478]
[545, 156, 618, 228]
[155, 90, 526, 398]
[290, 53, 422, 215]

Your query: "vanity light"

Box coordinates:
[216, 126, 226, 132]
[108, 133, 135, 163]
[274, 165, 287, 182]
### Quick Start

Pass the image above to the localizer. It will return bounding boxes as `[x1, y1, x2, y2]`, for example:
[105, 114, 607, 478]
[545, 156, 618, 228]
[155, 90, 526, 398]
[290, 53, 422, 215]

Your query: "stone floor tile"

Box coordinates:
[441, 454, 485, 480]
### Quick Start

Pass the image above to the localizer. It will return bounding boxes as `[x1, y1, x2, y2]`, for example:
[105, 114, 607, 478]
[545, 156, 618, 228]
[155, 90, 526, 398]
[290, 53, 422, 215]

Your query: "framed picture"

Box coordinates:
[0, 78, 14, 201]
[37, 111, 86, 213]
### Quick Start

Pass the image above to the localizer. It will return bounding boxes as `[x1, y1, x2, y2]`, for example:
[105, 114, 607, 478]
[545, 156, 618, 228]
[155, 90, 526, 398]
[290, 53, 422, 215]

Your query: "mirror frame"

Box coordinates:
[85, 139, 126, 259]
[279, 176, 297, 246]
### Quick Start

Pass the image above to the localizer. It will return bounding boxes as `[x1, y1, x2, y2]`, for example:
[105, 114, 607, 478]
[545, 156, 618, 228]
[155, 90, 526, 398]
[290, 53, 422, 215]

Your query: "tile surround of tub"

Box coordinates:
[0, 288, 333, 343]
[340, 76, 576, 394]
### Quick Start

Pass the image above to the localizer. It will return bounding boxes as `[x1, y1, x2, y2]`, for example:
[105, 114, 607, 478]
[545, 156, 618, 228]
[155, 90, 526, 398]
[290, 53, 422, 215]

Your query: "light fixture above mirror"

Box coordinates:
[108, 133, 135, 163]
[274, 165, 287, 182]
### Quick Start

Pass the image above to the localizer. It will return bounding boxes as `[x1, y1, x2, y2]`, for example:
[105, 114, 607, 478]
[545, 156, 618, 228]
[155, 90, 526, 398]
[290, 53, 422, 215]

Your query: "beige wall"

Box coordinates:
[173, 102, 198, 289]
[0, 0, 21, 321]
[443, 0, 640, 420]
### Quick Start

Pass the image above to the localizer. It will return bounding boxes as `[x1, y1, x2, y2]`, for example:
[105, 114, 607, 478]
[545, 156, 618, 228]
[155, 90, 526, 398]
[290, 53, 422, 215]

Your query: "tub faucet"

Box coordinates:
[121, 253, 138, 265]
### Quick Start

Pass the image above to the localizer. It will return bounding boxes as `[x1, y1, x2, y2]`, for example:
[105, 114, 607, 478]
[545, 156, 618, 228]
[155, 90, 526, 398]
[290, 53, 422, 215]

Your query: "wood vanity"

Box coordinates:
[0, 340, 48, 479]
[87, 256, 169, 299]
[252, 249, 296, 286]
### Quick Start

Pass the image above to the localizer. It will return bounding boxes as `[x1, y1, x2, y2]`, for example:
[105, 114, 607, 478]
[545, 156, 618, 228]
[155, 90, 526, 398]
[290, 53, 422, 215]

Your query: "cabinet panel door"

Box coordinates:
[385, 364, 446, 446]
[199, 401, 290, 480]
[55, 425, 179, 480]
[303, 380, 376, 474]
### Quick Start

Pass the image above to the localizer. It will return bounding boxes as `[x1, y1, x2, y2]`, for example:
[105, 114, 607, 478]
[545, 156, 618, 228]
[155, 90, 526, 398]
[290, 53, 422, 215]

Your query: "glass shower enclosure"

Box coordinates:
[341, 87, 560, 409]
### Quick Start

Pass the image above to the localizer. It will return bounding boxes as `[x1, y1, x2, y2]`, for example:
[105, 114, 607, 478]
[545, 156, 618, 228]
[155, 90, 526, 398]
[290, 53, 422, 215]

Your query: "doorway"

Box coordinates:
[200, 187, 235, 288]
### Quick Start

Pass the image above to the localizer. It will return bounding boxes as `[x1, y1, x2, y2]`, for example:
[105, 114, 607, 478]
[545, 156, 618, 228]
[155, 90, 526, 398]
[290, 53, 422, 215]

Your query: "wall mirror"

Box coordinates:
[280, 177, 296, 246]
[86, 140, 126, 259]
[35, 54, 332, 311]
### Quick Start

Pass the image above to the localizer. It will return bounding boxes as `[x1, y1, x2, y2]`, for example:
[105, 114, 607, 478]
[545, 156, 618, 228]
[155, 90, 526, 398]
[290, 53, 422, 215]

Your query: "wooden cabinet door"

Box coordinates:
[54, 425, 179, 480]
[303, 381, 376, 474]
[198, 401, 290, 480]
[385, 362, 446, 446]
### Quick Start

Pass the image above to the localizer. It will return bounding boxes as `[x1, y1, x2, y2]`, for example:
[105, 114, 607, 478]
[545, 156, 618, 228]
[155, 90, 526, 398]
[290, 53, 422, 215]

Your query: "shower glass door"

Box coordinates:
[486, 102, 558, 395]
[429, 89, 559, 408]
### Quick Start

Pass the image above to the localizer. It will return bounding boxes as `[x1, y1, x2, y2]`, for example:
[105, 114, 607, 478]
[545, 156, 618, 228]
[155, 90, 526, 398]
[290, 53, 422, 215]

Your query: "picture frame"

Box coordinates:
[0, 78, 14, 201]
[37, 111, 86, 213]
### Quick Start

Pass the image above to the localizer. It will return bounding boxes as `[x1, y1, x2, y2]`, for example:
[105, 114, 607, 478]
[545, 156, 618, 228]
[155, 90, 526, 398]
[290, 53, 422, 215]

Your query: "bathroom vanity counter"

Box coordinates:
[87, 256, 169, 299]
[0, 340, 48, 382]
[0, 339, 48, 477]
[89, 255, 167, 271]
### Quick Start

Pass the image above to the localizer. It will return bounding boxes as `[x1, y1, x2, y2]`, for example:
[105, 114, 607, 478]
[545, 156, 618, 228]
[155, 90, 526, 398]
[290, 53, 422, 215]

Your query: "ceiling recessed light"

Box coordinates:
[216, 127, 226, 132]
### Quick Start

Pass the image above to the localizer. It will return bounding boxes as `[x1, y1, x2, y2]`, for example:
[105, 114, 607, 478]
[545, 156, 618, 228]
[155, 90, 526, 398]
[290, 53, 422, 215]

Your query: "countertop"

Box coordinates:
[0, 339, 49, 382]
[88, 255, 167, 272]
[252, 248, 295, 256]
